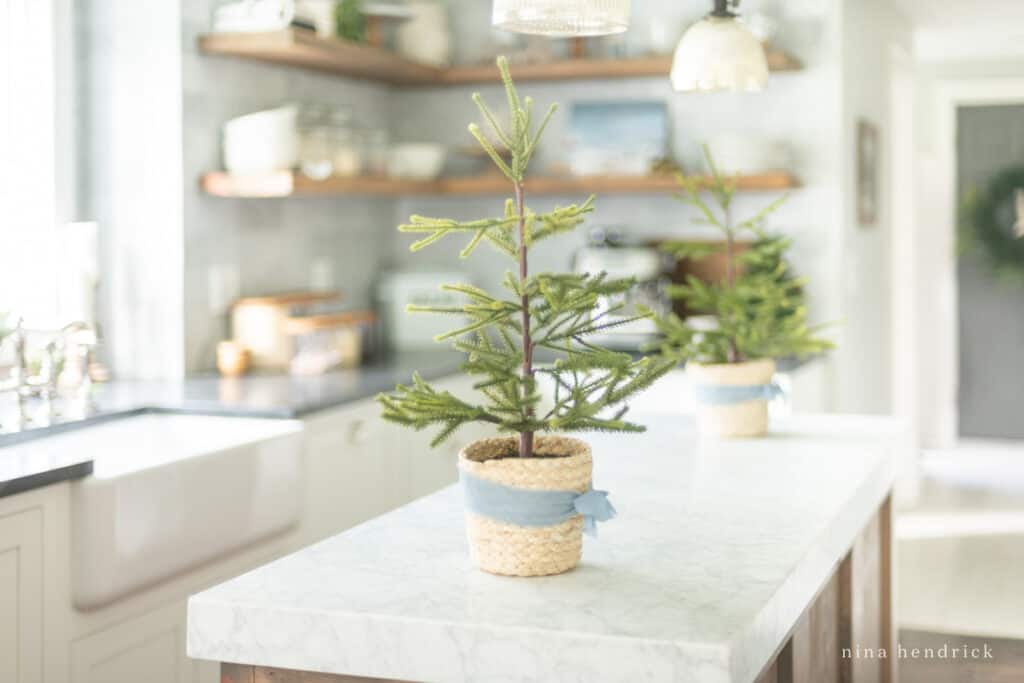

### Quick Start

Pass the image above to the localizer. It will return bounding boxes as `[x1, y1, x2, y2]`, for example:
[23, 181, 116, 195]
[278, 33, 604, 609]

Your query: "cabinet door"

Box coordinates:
[70, 600, 199, 683]
[406, 426, 459, 500]
[353, 412, 411, 515]
[304, 406, 366, 542]
[407, 375, 496, 499]
[0, 508, 44, 683]
[303, 402, 411, 542]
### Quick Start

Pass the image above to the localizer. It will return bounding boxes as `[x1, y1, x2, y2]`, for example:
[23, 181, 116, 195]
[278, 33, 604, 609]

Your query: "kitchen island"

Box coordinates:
[187, 413, 906, 683]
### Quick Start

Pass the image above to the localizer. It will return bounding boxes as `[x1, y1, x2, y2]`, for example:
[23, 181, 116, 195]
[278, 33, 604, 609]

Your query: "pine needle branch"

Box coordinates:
[383, 57, 670, 451]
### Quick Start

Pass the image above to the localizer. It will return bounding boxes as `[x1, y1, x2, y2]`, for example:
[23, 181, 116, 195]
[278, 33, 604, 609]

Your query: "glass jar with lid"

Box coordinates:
[363, 127, 390, 176]
[298, 103, 334, 180]
[328, 107, 364, 178]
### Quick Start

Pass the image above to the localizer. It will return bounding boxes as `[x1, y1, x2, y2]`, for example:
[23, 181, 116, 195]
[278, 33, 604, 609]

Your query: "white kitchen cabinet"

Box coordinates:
[0, 507, 44, 683]
[407, 375, 495, 498]
[406, 426, 459, 499]
[301, 374, 493, 546]
[0, 482, 70, 683]
[386, 375, 486, 502]
[302, 399, 407, 544]
[70, 600, 212, 683]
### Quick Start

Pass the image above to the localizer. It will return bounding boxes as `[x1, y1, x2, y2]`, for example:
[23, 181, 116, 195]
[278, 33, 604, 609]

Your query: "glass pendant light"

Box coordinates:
[671, 0, 769, 93]
[492, 0, 631, 37]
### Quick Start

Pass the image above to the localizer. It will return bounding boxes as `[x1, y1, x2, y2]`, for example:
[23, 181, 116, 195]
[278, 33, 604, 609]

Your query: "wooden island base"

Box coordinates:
[219, 496, 893, 683]
[221, 664, 403, 682]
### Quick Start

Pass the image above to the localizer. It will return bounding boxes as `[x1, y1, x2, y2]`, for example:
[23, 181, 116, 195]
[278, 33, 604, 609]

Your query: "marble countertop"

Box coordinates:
[0, 351, 464, 497]
[187, 413, 904, 683]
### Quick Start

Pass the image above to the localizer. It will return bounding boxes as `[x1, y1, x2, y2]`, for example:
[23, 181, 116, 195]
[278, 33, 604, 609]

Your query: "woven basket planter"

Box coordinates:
[458, 435, 592, 577]
[688, 358, 777, 438]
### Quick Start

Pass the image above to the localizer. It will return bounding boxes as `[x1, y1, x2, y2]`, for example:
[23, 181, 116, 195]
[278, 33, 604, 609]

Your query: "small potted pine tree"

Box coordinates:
[378, 58, 674, 577]
[647, 149, 833, 438]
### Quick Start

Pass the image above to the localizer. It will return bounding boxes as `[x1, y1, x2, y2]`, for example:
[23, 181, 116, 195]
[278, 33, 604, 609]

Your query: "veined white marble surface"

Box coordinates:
[187, 413, 904, 683]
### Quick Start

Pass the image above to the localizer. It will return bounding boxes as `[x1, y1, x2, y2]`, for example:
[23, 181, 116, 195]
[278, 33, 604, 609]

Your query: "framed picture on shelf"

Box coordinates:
[857, 118, 880, 226]
[567, 101, 669, 177]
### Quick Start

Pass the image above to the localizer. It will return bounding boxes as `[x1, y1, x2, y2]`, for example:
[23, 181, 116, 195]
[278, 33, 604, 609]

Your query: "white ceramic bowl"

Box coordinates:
[222, 105, 299, 174]
[387, 143, 446, 180]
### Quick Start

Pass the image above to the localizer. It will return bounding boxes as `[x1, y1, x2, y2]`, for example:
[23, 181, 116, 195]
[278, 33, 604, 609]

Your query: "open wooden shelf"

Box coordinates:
[201, 171, 800, 199]
[198, 28, 443, 85]
[198, 29, 803, 86]
[444, 51, 802, 85]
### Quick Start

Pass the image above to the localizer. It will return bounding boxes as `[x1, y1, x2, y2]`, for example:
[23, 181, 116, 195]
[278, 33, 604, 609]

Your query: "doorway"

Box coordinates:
[956, 104, 1024, 439]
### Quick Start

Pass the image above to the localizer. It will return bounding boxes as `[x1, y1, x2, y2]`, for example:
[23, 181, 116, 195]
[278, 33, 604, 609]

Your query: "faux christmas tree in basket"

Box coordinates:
[377, 58, 674, 577]
[647, 148, 833, 438]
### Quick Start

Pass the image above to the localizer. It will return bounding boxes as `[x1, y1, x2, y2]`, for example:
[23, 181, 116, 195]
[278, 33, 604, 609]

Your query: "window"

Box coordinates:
[1, 0, 85, 330]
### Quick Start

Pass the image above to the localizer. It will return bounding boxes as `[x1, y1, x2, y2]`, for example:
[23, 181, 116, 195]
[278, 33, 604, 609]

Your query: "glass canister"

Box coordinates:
[329, 107, 364, 177]
[363, 127, 390, 176]
[298, 104, 334, 180]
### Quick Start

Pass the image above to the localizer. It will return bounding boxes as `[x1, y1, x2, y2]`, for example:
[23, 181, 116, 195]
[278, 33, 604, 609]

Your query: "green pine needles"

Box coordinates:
[647, 148, 833, 365]
[377, 57, 675, 458]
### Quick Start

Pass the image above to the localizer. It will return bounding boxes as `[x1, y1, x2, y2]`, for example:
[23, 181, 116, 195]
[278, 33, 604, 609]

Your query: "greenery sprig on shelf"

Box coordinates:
[377, 57, 675, 459]
[646, 148, 833, 365]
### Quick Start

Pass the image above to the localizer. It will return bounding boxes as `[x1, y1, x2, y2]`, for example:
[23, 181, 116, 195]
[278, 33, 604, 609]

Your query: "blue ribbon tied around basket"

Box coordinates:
[460, 471, 617, 537]
[694, 381, 784, 406]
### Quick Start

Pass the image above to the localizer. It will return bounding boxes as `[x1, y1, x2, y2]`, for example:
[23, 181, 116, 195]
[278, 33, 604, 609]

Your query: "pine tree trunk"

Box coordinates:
[515, 181, 535, 459]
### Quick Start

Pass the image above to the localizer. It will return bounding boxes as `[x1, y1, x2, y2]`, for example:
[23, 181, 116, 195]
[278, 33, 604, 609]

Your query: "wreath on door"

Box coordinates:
[958, 165, 1024, 284]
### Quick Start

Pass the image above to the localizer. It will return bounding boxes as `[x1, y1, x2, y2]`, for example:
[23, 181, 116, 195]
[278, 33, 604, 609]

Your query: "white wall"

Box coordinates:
[831, 0, 912, 415]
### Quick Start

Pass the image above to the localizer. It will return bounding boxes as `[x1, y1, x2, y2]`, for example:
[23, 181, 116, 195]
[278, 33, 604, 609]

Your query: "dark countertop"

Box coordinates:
[86, 350, 465, 421]
[0, 351, 464, 498]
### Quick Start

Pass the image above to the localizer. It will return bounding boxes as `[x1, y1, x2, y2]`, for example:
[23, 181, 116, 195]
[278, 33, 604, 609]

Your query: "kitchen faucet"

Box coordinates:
[0, 316, 99, 426]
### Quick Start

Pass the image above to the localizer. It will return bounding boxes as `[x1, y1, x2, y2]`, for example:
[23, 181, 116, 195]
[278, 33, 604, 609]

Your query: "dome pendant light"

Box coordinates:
[671, 0, 769, 93]
[492, 0, 631, 37]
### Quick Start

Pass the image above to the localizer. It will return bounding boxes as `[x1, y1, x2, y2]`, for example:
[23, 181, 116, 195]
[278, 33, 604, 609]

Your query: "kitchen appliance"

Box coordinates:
[573, 228, 671, 350]
[378, 271, 469, 350]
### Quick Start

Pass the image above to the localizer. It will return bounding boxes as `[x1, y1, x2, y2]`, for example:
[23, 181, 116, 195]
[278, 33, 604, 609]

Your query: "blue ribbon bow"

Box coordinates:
[694, 381, 784, 406]
[573, 488, 617, 536]
[460, 471, 617, 537]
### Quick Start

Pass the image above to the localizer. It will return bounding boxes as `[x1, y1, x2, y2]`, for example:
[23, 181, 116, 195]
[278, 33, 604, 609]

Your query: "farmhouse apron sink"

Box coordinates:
[70, 413, 303, 610]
